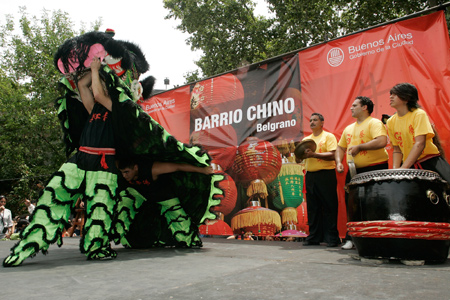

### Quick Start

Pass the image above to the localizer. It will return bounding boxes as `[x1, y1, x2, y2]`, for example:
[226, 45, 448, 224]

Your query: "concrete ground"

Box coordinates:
[0, 236, 449, 300]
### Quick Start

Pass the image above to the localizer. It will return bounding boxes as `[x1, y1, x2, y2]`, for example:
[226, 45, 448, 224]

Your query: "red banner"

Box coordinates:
[142, 11, 450, 238]
[300, 11, 450, 150]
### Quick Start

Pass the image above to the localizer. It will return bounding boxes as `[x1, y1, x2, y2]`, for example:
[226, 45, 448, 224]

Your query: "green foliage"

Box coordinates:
[339, 0, 430, 33]
[164, 0, 448, 80]
[184, 70, 202, 84]
[267, 0, 347, 53]
[164, 0, 275, 78]
[0, 7, 101, 215]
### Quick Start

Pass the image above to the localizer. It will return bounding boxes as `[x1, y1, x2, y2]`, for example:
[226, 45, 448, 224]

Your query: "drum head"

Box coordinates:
[347, 169, 447, 187]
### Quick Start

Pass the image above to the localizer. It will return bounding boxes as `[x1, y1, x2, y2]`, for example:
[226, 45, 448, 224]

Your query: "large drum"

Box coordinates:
[347, 169, 450, 262]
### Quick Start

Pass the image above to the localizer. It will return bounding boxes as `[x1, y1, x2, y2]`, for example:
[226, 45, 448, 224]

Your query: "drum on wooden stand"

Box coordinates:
[347, 169, 450, 262]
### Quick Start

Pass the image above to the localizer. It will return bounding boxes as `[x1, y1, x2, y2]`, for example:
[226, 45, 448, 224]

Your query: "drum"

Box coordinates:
[347, 169, 450, 262]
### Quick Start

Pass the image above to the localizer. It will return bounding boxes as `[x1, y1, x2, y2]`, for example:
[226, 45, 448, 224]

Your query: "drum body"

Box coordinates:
[347, 169, 450, 262]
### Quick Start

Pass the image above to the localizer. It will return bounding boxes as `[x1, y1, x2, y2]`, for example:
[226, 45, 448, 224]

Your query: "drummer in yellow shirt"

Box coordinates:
[336, 96, 389, 174]
[335, 96, 389, 249]
[299, 113, 341, 247]
[386, 83, 450, 183]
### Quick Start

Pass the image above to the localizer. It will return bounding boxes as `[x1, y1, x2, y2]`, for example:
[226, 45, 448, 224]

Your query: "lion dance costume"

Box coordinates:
[3, 30, 223, 267]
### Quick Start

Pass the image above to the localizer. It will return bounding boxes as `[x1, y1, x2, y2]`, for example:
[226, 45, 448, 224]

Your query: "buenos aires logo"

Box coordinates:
[327, 48, 344, 67]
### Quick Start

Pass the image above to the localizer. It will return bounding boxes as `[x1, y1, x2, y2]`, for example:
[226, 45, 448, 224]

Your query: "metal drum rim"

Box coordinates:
[346, 169, 448, 187]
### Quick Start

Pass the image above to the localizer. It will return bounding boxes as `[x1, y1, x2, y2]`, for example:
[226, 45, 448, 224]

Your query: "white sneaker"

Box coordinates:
[341, 240, 354, 250]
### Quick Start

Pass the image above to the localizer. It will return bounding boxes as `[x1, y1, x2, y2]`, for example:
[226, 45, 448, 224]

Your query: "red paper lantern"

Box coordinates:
[212, 171, 237, 216]
[199, 219, 233, 236]
[231, 136, 282, 187]
[190, 73, 244, 110]
[231, 137, 282, 206]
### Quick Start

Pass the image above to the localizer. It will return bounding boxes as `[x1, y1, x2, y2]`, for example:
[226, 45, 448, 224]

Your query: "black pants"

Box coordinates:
[305, 169, 340, 244]
[415, 156, 450, 184]
[343, 162, 389, 241]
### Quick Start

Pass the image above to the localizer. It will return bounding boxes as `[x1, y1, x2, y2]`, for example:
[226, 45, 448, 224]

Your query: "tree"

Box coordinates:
[163, 0, 275, 79]
[266, 0, 346, 53]
[163, 0, 448, 81]
[0, 7, 101, 215]
[184, 70, 202, 84]
[339, 0, 431, 34]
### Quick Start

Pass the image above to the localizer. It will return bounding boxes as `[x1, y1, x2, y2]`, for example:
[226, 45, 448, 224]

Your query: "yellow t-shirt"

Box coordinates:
[386, 108, 439, 162]
[338, 116, 389, 168]
[303, 131, 337, 172]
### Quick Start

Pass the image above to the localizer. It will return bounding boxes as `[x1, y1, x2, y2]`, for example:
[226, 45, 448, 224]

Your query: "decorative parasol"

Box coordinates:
[230, 203, 282, 237]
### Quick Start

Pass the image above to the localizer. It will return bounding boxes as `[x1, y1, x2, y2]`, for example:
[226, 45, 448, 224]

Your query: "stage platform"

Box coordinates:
[1, 236, 449, 299]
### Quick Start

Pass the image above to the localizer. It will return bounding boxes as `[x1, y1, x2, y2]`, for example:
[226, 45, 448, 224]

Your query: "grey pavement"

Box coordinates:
[1, 236, 449, 300]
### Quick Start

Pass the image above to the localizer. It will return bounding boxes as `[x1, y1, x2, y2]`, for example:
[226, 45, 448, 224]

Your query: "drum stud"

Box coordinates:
[443, 192, 450, 206]
[426, 190, 439, 205]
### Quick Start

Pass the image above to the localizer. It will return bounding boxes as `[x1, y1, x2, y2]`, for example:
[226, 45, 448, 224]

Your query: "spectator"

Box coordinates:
[0, 195, 14, 240]
[24, 199, 35, 216]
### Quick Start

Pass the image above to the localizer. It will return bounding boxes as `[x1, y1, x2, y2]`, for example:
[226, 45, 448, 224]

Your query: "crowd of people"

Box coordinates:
[0, 196, 35, 240]
[0, 195, 88, 240]
[298, 82, 450, 250]
[220, 82, 450, 248]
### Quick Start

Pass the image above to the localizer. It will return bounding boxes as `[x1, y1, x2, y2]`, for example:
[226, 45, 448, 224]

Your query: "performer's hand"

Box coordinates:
[202, 166, 214, 175]
[0, 205, 4, 213]
[90, 57, 101, 72]
[304, 149, 315, 158]
[397, 166, 409, 170]
[348, 145, 360, 156]
[336, 162, 345, 173]
[77, 71, 92, 88]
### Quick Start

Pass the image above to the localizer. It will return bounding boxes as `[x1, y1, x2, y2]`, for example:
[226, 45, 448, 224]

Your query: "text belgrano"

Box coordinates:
[256, 119, 297, 132]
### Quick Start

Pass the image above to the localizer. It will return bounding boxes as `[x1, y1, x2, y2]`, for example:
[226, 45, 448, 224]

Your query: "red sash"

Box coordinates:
[79, 146, 116, 170]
